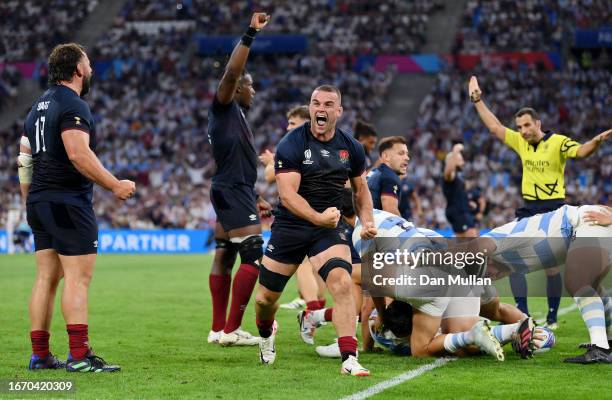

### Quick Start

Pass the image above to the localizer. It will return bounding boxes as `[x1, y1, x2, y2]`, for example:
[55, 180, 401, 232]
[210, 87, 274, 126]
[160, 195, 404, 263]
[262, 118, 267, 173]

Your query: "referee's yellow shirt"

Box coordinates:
[504, 128, 580, 200]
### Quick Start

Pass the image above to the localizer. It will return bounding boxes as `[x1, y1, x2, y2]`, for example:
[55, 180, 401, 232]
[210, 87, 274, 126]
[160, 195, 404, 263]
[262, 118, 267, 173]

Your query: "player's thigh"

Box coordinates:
[441, 297, 480, 333]
[214, 222, 230, 240]
[308, 244, 351, 271]
[58, 253, 97, 281]
[259, 256, 299, 300]
[261, 256, 299, 277]
[34, 248, 63, 281]
[264, 222, 311, 266]
[410, 309, 443, 355]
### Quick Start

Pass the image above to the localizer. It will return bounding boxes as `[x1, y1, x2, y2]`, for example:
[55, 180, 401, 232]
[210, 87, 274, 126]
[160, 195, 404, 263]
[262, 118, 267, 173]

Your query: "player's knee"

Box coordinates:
[255, 290, 276, 308]
[411, 345, 429, 358]
[212, 239, 237, 272]
[232, 235, 264, 265]
[258, 264, 290, 293]
[318, 257, 352, 283]
[324, 268, 353, 297]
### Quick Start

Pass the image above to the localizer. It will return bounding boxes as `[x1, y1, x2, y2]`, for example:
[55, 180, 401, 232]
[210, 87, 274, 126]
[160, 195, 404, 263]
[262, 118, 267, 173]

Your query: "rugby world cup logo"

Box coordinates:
[339, 149, 349, 163]
[303, 149, 314, 165]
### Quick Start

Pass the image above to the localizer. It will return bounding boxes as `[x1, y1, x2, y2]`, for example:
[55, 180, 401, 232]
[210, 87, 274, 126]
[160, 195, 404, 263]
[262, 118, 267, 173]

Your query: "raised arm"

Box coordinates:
[61, 130, 135, 200]
[443, 144, 464, 182]
[216, 13, 269, 105]
[469, 76, 507, 141]
[575, 129, 611, 159]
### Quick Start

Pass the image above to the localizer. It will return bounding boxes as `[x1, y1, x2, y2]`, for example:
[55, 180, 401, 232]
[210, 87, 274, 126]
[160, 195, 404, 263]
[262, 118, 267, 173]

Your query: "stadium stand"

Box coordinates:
[0, 0, 609, 232]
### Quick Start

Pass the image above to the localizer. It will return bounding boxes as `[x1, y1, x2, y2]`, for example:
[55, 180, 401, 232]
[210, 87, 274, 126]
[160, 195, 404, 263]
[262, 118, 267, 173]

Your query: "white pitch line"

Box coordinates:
[535, 303, 578, 324]
[339, 358, 455, 400]
[343, 303, 579, 400]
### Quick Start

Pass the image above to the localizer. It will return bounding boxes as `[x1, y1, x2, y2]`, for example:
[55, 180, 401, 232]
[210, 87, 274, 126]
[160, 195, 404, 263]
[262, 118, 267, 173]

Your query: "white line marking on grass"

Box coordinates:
[535, 303, 577, 324]
[339, 358, 455, 400]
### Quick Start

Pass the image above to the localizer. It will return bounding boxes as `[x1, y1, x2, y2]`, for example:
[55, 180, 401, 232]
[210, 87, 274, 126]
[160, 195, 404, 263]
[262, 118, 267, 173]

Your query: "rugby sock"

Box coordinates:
[597, 288, 612, 341]
[256, 318, 274, 339]
[509, 273, 529, 315]
[443, 331, 473, 353]
[224, 263, 259, 334]
[311, 308, 333, 324]
[338, 336, 358, 361]
[574, 286, 609, 349]
[546, 273, 562, 323]
[30, 330, 50, 359]
[306, 301, 322, 311]
[209, 274, 231, 332]
[491, 323, 519, 345]
[67, 324, 89, 360]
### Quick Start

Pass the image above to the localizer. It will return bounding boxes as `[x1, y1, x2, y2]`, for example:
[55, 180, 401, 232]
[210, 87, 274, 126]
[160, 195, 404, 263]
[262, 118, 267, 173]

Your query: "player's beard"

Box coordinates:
[81, 74, 92, 98]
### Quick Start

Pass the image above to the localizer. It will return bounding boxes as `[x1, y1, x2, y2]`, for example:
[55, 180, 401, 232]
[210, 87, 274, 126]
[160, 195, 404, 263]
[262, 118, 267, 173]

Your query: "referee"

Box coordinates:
[468, 75, 611, 328]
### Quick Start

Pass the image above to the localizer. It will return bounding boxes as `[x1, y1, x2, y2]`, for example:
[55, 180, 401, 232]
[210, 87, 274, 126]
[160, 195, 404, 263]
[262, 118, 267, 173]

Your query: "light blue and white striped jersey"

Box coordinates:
[483, 205, 612, 273]
[352, 209, 443, 256]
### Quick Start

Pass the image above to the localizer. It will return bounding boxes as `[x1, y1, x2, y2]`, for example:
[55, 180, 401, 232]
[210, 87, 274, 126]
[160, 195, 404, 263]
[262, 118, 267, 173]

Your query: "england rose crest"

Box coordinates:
[339, 149, 349, 163]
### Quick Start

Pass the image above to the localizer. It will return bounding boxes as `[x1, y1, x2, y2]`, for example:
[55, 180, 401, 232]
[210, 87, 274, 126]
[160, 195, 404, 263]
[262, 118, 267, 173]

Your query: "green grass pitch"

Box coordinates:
[0, 254, 610, 399]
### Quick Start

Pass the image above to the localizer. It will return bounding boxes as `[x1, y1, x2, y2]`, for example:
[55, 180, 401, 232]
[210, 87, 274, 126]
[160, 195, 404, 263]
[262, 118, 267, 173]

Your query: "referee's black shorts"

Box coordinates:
[26, 202, 98, 255]
[515, 199, 565, 220]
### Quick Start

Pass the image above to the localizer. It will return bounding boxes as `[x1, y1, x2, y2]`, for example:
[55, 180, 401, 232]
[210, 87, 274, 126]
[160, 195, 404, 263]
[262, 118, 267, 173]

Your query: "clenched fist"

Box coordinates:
[316, 207, 341, 228]
[113, 179, 136, 200]
[360, 221, 377, 240]
[250, 12, 270, 30]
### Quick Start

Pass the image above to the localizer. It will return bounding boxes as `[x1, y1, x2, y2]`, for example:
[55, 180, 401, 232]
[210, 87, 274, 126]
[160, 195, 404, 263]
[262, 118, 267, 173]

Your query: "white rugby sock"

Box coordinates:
[574, 286, 609, 349]
[491, 323, 519, 345]
[597, 287, 612, 341]
[443, 331, 471, 353]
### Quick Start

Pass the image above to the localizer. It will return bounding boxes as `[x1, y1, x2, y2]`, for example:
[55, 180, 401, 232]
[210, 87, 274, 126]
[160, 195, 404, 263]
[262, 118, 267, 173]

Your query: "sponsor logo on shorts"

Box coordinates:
[93, 240, 98, 248]
[303, 149, 314, 165]
[249, 214, 257, 221]
[339, 232, 347, 241]
[267, 244, 274, 252]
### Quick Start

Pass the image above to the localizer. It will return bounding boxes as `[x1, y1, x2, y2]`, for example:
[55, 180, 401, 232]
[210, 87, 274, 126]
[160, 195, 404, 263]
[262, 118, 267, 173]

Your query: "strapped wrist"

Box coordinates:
[241, 27, 258, 47]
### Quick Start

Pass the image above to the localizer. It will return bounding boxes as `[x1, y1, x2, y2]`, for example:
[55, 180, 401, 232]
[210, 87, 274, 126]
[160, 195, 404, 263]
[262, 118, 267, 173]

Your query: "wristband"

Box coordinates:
[241, 27, 258, 47]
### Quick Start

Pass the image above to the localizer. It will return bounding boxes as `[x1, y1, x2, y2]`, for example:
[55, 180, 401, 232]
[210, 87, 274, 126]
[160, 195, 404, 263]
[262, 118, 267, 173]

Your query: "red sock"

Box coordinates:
[224, 263, 259, 333]
[256, 318, 275, 338]
[338, 336, 358, 361]
[209, 274, 231, 332]
[30, 330, 50, 358]
[67, 324, 89, 360]
[306, 301, 322, 310]
[318, 299, 326, 308]
[324, 307, 333, 322]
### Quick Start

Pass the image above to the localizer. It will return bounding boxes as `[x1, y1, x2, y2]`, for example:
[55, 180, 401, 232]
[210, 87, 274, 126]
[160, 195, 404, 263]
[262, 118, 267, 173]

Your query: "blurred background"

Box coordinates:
[0, 0, 609, 253]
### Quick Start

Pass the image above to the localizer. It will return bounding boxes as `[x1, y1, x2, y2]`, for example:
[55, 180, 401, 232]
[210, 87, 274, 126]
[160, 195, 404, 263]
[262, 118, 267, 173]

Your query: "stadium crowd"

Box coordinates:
[454, 0, 611, 54]
[0, 0, 609, 232]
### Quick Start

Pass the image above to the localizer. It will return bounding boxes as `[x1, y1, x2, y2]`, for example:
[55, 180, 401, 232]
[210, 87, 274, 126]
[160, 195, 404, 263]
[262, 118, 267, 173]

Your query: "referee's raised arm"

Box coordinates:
[468, 76, 507, 141]
[216, 13, 270, 105]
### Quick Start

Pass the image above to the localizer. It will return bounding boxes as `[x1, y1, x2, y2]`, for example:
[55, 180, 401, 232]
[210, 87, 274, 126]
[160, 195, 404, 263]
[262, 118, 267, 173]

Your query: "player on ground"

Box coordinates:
[469, 75, 611, 328]
[255, 85, 377, 376]
[20, 43, 135, 372]
[443, 143, 478, 237]
[352, 210, 535, 360]
[260, 106, 327, 312]
[207, 13, 272, 347]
